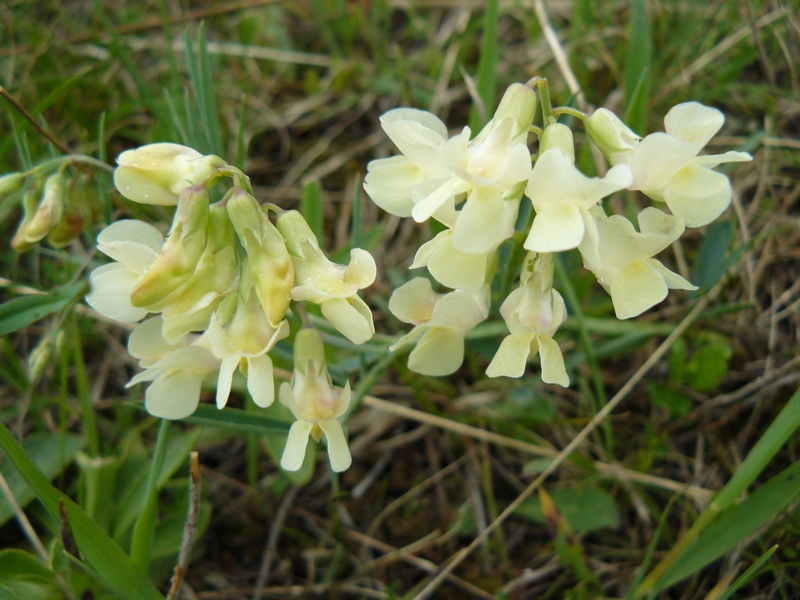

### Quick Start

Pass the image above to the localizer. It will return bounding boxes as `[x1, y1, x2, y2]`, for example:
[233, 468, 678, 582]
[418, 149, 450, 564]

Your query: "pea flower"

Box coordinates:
[279, 328, 352, 473]
[364, 83, 536, 254]
[579, 207, 696, 319]
[126, 317, 220, 419]
[114, 143, 225, 206]
[389, 277, 489, 376]
[277, 210, 376, 345]
[524, 125, 632, 253]
[487, 255, 569, 386]
[587, 103, 752, 227]
[206, 291, 289, 410]
[410, 228, 497, 291]
[85, 219, 165, 322]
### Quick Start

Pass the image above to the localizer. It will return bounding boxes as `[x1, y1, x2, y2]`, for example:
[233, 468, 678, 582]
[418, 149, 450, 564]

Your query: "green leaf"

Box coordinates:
[301, 180, 324, 241]
[468, 0, 499, 131]
[182, 403, 290, 434]
[0, 281, 88, 335]
[659, 460, 800, 590]
[646, 382, 692, 417]
[623, 0, 652, 134]
[0, 424, 162, 600]
[0, 549, 60, 600]
[691, 220, 733, 291]
[717, 545, 779, 600]
[0, 433, 84, 526]
[686, 337, 732, 391]
[515, 486, 620, 533]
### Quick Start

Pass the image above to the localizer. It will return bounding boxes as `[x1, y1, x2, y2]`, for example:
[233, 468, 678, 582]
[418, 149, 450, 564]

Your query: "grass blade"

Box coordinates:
[0, 424, 162, 600]
[468, 0, 499, 131]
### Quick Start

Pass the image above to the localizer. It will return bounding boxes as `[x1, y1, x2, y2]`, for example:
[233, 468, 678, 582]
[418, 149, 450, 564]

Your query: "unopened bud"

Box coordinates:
[48, 176, 94, 247]
[540, 123, 574, 163]
[493, 82, 538, 140]
[227, 189, 294, 326]
[11, 185, 42, 252]
[131, 185, 210, 309]
[0, 173, 25, 198]
[586, 108, 640, 165]
[114, 143, 226, 206]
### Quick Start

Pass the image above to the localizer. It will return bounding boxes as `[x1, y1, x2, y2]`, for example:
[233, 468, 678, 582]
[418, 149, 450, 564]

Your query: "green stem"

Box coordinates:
[528, 76, 553, 124]
[553, 106, 587, 121]
[130, 419, 171, 573]
[635, 384, 800, 597]
[25, 155, 114, 178]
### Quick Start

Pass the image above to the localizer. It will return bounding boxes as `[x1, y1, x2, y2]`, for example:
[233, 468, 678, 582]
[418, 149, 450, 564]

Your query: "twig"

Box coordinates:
[0, 86, 70, 154]
[167, 452, 202, 600]
[412, 287, 718, 599]
[252, 485, 300, 600]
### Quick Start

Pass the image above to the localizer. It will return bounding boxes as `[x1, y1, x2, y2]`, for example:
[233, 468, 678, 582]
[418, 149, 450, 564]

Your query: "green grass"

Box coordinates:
[1, 1, 799, 598]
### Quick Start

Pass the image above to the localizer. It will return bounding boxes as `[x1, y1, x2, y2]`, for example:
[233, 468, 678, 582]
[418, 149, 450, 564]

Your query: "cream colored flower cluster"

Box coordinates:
[86, 143, 376, 472]
[365, 81, 751, 386]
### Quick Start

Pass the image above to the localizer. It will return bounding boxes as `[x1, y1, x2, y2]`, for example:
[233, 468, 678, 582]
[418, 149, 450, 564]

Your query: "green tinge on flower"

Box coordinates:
[539, 123, 575, 163]
[389, 278, 489, 376]
[206, 291, 289, 409]
[279, 328, 352, 473]
[278, 210, 376, 345]
[114, 143, 226, 206]
[579, 206, 696, 319]
[0, 172, 25, 198]
[227, 189, 294, 327]
[486, 269, 569, 386]
[130, 185, 210, 310]
[126, 317, 220, 419]
[13, 173, 66, 248]
[47, 175, 95, 248]
[11, 186, 43, 252]
[585, 108, 640, 166]
[85, 219, 165, 322]
[158, 204, 238, 319]
[490, 82, 538, 141]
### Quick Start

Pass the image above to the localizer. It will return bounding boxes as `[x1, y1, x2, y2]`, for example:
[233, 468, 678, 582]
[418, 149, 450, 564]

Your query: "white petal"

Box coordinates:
[388, 278, 439, 324]
[321, 297, 375, 345]
[345, 248, 377, 288]
[525, 203, 585, 252]
[424, 233, 490, 291]
[128, 316, 173, 363]
[97, 219, 164, 255]
[216, 356, 238, 409]
[663, 164, 732, 227]
[319, 420, 352, 472]
[144, 370, 205, 419]
[486, 333, 533, 378]
[608, 260, 669, 319]
[411, 177, 469, 223]
[428, 290, 487, 331]
[630, 133, 702, 196]
[452, 187, 515, 254]
[86, 264, 148, 323]
[407, 328, 464, 376]
[363, 156, 420, 218]
[648, 259, 697, 291]
[281, 420, 313, 471]
[246, 354, 275, 407]
[663, 102, 724, 146]
[537, 336, 569, 387]
[693, 150, 752, 169]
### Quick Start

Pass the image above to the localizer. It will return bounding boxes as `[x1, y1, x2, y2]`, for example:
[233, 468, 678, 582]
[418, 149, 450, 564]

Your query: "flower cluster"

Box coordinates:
[85, 144, 375, 472]
[365, 81, 751, 385]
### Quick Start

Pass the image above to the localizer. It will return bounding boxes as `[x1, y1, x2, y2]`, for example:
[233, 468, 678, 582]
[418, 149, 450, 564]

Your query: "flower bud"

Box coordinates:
[0, 173, 25, 198]
[47, 175, 95, 247]
[114, 143, 226, 205]
[11, 185, 42, 252]
[493, 82, 538, 141]
[159, 204, 238, 317]
[226, 189, 293, 327]
[539, 123, 574, 163]
[131, 185, 210, 309]
[585, 108, 640, 165]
